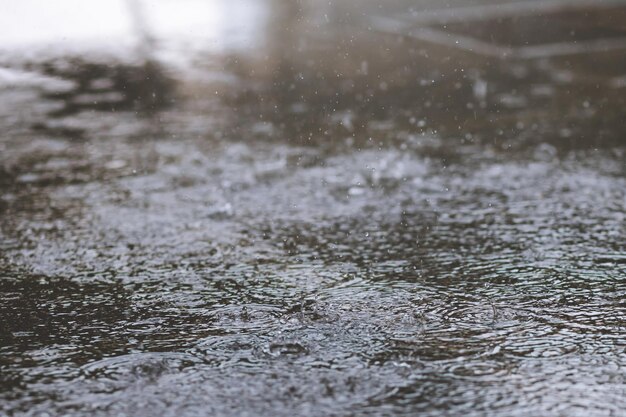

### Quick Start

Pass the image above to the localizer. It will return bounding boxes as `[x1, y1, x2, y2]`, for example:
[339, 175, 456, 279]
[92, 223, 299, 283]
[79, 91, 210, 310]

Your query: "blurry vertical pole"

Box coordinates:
[124, 0, 173, 113]
[267, 0, 304, 82]
[126, 0, 156, 63]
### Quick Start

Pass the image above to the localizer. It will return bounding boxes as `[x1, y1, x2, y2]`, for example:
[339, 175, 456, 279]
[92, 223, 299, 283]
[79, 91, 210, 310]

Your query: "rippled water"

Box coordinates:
[1, 1, 626, 416]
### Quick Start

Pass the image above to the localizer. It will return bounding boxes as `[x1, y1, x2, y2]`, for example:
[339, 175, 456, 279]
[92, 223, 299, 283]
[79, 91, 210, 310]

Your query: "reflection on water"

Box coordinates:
[37, 60, 175, 118]
[1, 1, 626, 416]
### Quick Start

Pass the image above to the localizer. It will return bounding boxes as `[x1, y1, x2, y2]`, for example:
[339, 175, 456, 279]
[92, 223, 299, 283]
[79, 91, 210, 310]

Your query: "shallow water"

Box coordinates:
[1, 1, 626, 416]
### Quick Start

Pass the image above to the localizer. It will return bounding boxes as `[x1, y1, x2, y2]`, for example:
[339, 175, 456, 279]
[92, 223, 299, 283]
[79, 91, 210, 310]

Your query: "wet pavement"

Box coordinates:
[1, 1, 626, 416]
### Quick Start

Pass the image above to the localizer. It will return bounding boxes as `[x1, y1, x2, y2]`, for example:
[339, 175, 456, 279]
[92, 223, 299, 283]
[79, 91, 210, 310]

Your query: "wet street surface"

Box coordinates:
[1, 1, 625, 416]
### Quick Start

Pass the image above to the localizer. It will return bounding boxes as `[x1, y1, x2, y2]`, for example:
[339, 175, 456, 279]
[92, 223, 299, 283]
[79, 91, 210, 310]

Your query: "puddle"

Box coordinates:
[1, 1, 626, 416]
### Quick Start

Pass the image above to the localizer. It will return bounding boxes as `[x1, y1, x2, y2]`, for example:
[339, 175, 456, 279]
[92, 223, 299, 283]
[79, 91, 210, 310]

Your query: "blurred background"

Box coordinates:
[1, 1, 625, 416]
[2, 0, 625, 150]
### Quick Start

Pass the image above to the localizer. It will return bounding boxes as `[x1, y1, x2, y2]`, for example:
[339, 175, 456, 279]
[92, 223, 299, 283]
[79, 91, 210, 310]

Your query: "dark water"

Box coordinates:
[1, 1, 626, 416]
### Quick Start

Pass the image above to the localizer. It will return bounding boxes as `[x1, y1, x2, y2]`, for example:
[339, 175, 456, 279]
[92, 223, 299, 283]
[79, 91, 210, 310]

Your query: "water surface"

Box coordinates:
[1, 1, 625, 416]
